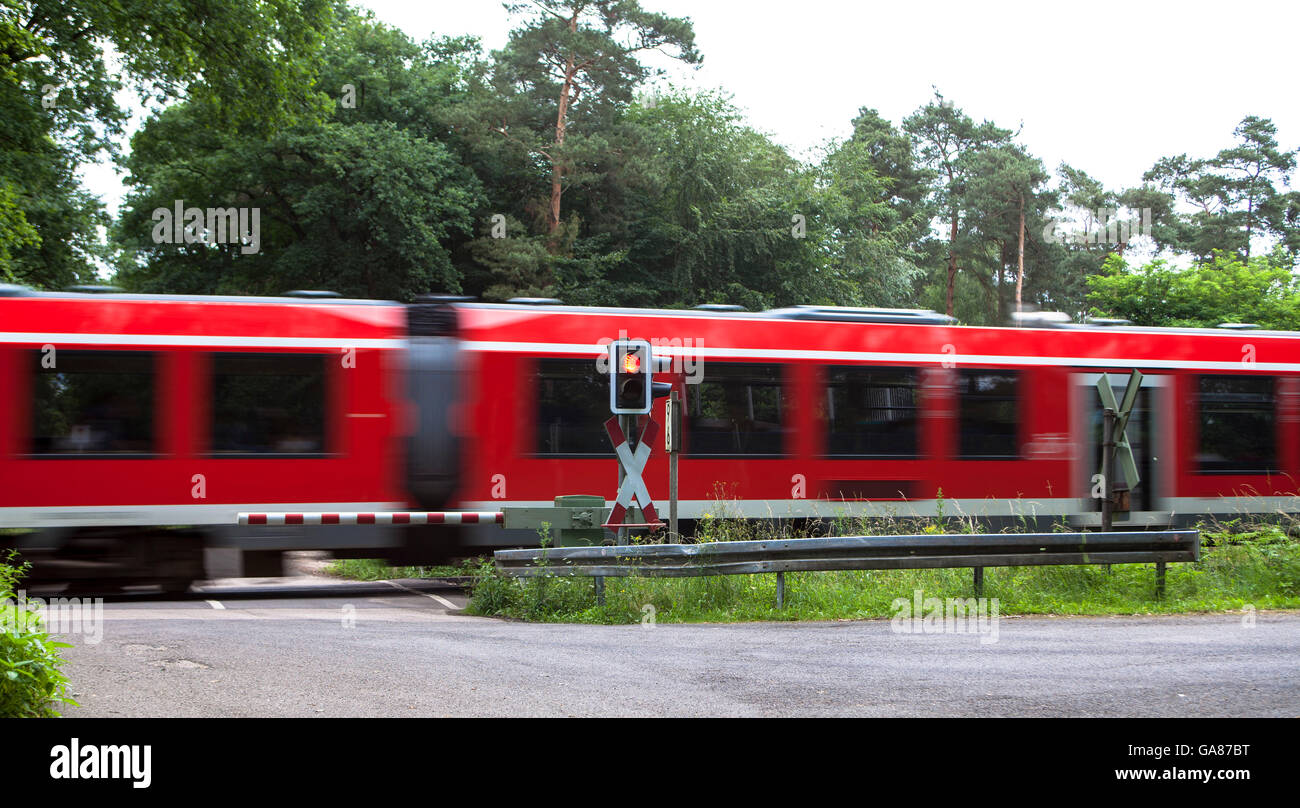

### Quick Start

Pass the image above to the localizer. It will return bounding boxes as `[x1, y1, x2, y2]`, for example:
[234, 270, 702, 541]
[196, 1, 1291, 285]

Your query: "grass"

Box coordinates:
[461, 512, 1300, 625]
[324, 558, 473, 581]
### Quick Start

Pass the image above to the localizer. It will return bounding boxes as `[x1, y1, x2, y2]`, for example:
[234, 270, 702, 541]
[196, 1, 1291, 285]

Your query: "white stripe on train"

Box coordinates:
[5, 496, 1298, 529]
[0, 332, 403, 349]
[460, 340, 1300, 373]
[0, 332, 1293, 372]
[462, 496, 1300, 522]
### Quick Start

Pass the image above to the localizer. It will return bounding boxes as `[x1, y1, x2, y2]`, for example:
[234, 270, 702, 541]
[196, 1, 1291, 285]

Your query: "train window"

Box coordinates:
[957, 370, 1019, 458]
[31, 350, 155, 455]
[686, 363, 788, 456]
[536, 358, 609, 455]
[824, 366, 919, 457]
[1197, 375, 1276, 473]
[211, 353, 326, 454]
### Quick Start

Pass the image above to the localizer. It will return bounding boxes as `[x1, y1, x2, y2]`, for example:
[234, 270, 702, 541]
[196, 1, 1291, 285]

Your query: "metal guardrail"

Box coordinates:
[494, 530, 1200, 604]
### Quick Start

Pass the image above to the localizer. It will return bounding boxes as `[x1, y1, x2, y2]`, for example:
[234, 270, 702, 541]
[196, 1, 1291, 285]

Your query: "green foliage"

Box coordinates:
[1087, 250, 1300, 328]
[1143, 116, 1299, 261]
[112, 13, 487, 298]
[0, 0, 337, 286]
[0, 551, 77, 717]
[903, 92, 1015, 320]
[815, 136, 924, 306]
[586, 89, 826, 309]
[959, 143, 1053, 321]
[491, 0, 699, 242]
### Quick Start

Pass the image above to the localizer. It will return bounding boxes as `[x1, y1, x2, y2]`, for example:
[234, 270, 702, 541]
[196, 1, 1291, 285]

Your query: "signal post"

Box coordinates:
[606, 339, 671, 544]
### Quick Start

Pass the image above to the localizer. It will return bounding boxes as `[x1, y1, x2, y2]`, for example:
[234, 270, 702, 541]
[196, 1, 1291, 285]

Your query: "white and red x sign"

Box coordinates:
[604, 416, 662, 530]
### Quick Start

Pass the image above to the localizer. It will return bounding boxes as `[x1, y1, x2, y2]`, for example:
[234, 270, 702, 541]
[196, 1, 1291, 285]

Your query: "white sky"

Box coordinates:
[362, 0, 1300, 183]
[83, 0, 1300, 218]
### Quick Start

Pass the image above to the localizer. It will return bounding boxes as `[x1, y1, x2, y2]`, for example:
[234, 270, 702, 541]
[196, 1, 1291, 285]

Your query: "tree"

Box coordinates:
[1263, 189, 1300, 257]
[903, 92, 1013, 317]
[113, 15, 486, 299]
[846, 107, 929, 228]
[1087, 250, 1300, 329]
[493, 0, 699, 247]
[962, 144, 1050, 317]
[1214, 116, 1296, 258]
[579, 89, 818, 310]
[816, 136, 923, 306]
[1143, 116, 1298, 260]
[0, 0, 336, 285]
[1031, 164, 1142, 319]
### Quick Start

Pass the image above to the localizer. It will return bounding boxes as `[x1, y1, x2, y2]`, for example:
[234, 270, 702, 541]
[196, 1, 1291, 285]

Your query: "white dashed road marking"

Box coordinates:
[206, 600, 226, 610]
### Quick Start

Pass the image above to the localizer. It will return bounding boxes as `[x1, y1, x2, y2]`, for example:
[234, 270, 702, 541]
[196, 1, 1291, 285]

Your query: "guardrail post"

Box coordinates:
[973, 566, 984, 598]
[594, 576, 605, 606]
[776, 572, 785, 609]
[1155, 561, 1166, 600]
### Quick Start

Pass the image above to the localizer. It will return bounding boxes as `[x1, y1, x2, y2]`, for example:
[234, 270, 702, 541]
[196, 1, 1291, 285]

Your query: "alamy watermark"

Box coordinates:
[595, 329, 705, 383]
[1042, 207, 1152, 246]
[50, 738, 150, 788]
[890, 588, 999, 645]
[151, 200, 261, 255]
[2, 590, 104, 645]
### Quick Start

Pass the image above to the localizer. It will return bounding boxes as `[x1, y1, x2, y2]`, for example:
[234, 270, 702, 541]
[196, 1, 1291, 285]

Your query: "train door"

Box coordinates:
[1072, 372, 1169, 526]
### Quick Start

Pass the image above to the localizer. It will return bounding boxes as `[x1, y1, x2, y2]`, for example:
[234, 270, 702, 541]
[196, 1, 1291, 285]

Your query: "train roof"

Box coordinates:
[450, 300, 1300, 338]
[3, 284, 1297, 339]
[0, 285, 394, 306]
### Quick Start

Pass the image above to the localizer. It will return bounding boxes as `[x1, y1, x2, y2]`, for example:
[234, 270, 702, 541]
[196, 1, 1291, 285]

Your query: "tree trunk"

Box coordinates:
[1245, 194, 1253, 259]
[1015, 194, 1025, 314]
[946, 209, 958, 317]
[547, 13, 580, 247]
[996, 244, 1005, 324]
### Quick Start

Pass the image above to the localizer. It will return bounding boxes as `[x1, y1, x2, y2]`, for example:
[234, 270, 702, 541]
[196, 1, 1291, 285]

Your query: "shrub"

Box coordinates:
[0, 551, 77, 717]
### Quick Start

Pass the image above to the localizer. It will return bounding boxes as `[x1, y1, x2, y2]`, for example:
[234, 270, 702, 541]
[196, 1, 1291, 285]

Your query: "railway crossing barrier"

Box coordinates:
[237, 502, 607, 545]
[237, 511, 504, 525]
[239, 500, 616, 541]
[493, 529, 1200, 607]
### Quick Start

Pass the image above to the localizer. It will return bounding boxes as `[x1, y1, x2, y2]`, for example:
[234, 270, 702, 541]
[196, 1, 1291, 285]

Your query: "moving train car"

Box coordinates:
[2, 285, 1297, 588]
[0, 287, 428, 588]
[451, 300, 1300, 549]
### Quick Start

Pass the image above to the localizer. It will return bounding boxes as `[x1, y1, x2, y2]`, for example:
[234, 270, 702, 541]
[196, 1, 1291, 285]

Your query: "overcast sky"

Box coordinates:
[83, 0, 1300, 214]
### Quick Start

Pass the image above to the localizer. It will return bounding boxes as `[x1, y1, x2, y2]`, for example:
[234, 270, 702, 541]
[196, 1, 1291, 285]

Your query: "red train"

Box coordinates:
[2, 284, 1296, 588]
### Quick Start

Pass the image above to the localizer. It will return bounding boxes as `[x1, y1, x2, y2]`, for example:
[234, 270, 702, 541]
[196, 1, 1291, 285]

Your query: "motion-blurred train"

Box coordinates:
[1, 284, 1296, 589]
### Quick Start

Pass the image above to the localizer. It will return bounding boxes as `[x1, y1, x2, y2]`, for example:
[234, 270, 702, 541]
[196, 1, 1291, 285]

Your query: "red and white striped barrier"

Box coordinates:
[238, 511, 504, 526]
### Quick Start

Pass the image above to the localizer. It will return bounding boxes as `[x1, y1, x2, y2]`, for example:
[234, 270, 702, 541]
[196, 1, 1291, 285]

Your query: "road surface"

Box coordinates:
[55, 584, 1299, 717]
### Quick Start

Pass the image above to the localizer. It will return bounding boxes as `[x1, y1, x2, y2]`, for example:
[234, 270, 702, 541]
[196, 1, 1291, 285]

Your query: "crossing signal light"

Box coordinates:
[608, 339, 673, 415]
[610, 340, 651, 414]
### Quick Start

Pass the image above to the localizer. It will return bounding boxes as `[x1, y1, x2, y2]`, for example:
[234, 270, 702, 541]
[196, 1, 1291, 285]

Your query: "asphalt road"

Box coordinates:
[50, 581, 1299, 717]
